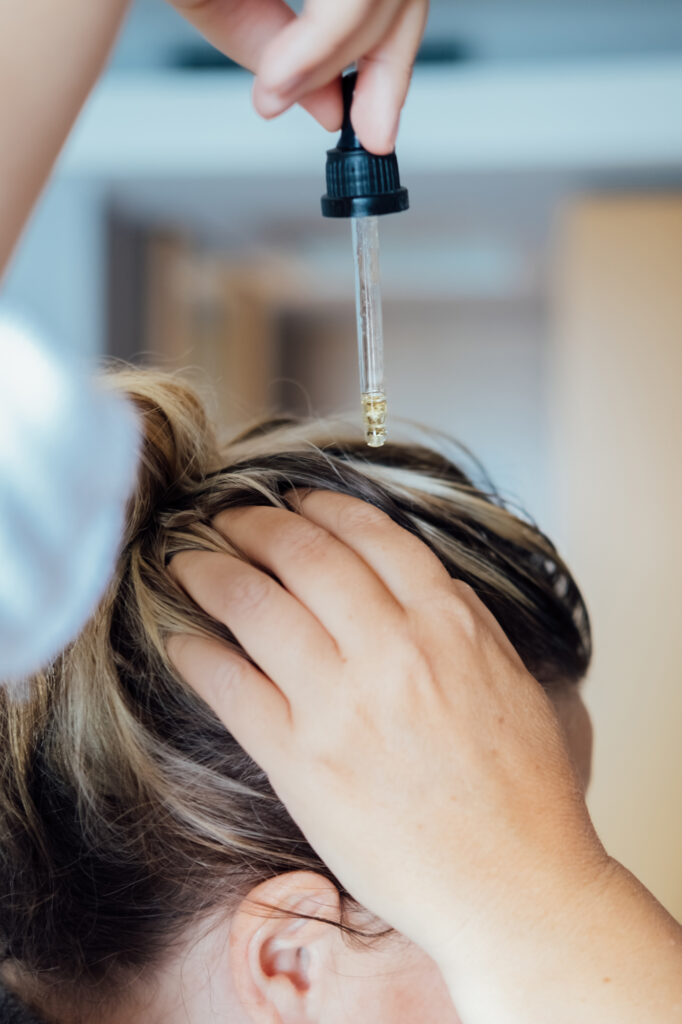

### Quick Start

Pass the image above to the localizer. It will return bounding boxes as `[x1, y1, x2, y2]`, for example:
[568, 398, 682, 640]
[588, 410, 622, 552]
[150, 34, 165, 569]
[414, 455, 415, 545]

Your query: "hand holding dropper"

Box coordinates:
[321, 71, 410, 446]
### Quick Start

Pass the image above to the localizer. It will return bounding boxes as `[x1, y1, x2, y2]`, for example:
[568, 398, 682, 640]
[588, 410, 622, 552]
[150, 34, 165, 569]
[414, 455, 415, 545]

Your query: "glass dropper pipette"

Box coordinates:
[321, 71, 409, 448]
[352, 215, 386, 446]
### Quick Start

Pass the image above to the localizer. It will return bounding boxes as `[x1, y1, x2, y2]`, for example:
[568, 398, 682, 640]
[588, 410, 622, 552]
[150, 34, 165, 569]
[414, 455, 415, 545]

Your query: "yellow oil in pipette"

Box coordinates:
[361, 392, 388, 448]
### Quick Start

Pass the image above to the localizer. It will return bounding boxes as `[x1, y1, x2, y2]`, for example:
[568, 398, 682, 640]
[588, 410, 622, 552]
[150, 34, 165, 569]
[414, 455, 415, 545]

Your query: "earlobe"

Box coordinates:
[229, 871, 341, 1023]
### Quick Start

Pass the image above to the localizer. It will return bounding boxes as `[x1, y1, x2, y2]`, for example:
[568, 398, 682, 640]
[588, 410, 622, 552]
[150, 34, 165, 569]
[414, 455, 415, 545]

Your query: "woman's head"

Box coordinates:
[0, 369, 592, 1023]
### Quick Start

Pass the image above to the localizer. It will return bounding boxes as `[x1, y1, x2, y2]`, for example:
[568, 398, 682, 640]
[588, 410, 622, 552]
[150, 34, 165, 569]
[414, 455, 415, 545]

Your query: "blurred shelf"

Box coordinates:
[58, 58, 682, 179]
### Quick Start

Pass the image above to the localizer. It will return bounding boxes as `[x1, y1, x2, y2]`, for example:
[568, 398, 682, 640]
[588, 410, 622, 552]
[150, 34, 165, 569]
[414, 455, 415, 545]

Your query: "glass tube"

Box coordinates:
[351, 215, 387, 447]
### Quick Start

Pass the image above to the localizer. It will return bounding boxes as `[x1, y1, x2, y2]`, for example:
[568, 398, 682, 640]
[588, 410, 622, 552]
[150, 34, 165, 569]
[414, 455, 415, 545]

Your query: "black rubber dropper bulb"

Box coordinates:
[320, 71, 409, 447]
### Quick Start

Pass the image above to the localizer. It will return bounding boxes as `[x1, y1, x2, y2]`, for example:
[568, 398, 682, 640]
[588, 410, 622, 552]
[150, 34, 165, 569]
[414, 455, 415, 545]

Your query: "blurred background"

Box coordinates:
[3, 0, 682, 919]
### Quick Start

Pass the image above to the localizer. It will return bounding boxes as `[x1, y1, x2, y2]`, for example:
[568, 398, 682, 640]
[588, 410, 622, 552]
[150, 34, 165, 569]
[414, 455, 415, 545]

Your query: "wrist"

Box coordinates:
[428, 840, 613, 970]
[434, 855, 682, 1024]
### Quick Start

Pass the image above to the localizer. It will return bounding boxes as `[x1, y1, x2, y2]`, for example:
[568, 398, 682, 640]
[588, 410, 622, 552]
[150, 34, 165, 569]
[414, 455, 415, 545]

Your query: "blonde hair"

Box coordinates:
[0, 368, 590, 1021]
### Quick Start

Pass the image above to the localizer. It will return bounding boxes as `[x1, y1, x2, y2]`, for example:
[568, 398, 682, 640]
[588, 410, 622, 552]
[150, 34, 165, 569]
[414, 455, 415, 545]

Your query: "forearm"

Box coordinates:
[0, 0, 130, 277]
[436, 857, 682, 1024]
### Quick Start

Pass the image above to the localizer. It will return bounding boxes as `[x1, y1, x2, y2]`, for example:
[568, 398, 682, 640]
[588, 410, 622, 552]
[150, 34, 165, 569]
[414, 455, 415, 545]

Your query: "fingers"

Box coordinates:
[291, 491, 526, 666]
[287, 489, 453, 607]
[213, 505, 405, 655]
[170, 550, 338, 698]
[253, 0, 426, 153]
[253, 0, 402, 116]
[167, 633, 290, 768]
[169, 0, 428, 151]
[352, 0, 428, 152]
[448, 579, 528, 669]
[168, 0, 343, 130]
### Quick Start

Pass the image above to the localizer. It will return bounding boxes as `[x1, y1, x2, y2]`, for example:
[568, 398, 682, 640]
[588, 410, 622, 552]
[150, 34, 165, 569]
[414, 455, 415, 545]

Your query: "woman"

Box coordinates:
[0, 369, 599, 1022]
[5, 371, 681, 1024]
[2, 3, 682, 1022]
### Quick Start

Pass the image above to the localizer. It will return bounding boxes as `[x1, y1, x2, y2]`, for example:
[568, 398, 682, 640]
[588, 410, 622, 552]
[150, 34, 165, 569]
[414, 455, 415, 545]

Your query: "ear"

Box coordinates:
[228, 871, 342, 1023]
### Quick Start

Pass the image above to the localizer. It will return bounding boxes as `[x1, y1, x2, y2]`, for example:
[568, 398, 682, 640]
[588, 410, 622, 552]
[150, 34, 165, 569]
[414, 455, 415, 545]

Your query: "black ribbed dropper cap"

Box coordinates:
[321, 71, 409, 218]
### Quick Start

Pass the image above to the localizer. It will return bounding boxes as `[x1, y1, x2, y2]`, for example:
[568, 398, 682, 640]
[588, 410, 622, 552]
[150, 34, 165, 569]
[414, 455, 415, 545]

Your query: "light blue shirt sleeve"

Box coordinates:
[0, 314, 139, 687]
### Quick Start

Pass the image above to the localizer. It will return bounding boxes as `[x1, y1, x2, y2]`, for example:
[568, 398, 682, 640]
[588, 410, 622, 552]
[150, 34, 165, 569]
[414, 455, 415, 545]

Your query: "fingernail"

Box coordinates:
[376, 107, 401, 154]
[385, 121, 399, 153]
[358, 68, 402, 154]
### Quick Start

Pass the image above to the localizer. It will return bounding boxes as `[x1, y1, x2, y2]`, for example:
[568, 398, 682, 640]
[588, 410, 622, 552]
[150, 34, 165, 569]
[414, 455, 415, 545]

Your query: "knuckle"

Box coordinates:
[287, 522, 330, 562]
[211, 649, 245, 695]
[166, 632, 193, 673]
[338, 500, 386, 534]
[453, 579, 476, 601]
[452, 595, 482, 641]
[397, 641, 432, 685]
[223, 572, 271, 616]
[414, 542, 453, 583]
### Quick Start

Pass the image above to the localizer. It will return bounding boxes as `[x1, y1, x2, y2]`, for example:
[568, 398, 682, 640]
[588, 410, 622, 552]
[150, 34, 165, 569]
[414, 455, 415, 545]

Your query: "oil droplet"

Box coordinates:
[361, 392, 387, 448]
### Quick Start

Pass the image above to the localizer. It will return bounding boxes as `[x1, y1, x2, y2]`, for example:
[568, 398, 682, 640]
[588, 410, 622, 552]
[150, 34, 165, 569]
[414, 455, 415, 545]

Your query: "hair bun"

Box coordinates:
[103, 370, 220, 544]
